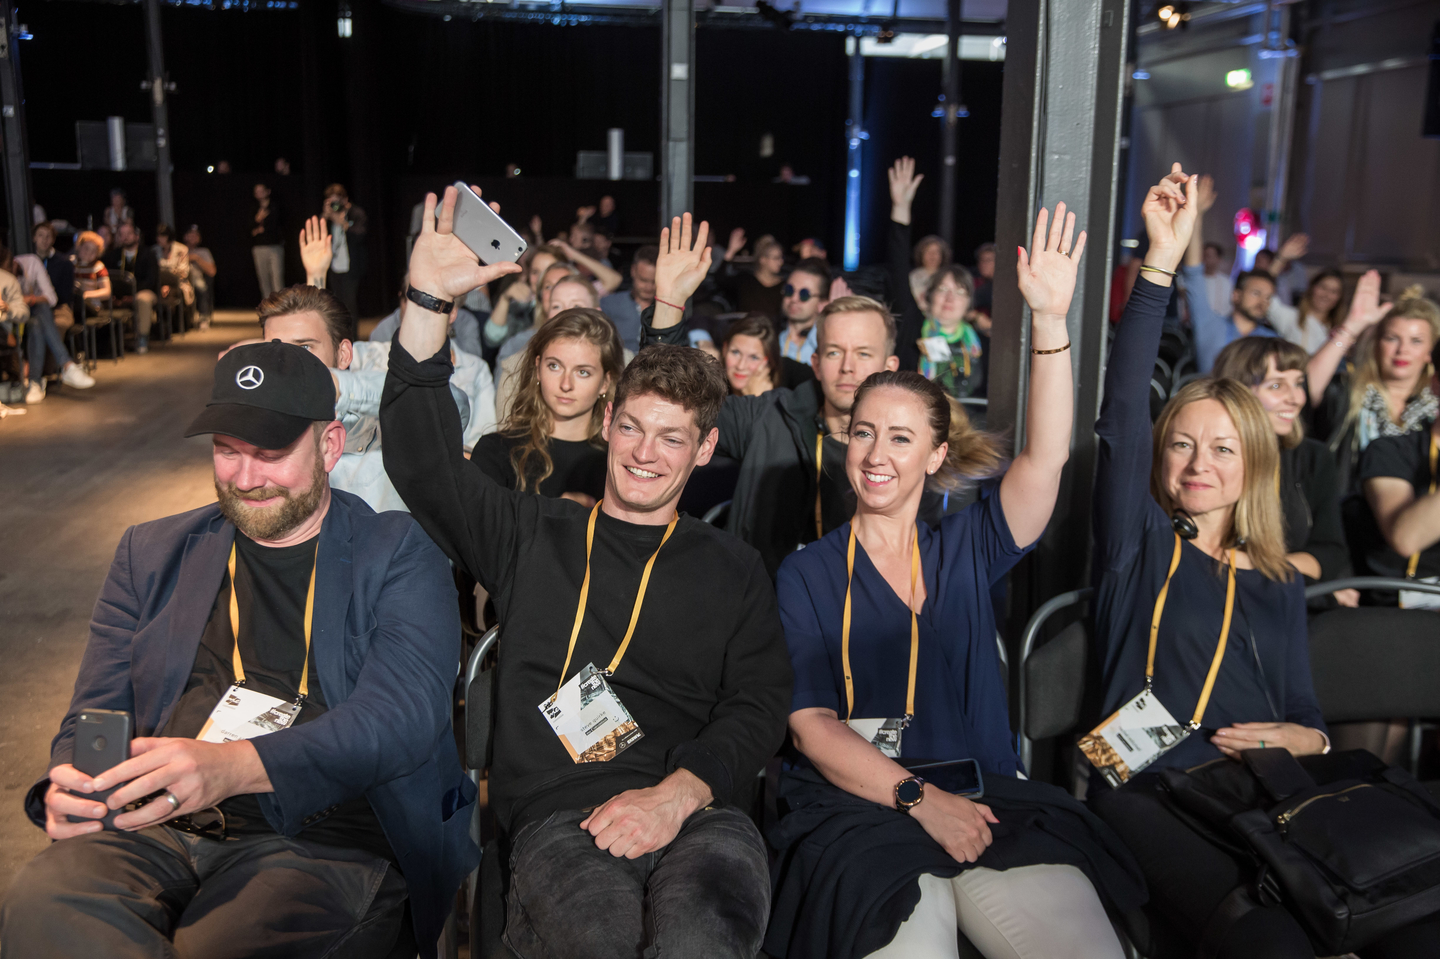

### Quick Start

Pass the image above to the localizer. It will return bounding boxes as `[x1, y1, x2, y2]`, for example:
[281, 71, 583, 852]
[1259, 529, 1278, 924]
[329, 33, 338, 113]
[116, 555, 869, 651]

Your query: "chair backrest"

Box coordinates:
[1017, 587, 1094, 771]
[1307, 606, 1440, 722]
[465, 626, 500, 772]
[701, 499, 732, 526]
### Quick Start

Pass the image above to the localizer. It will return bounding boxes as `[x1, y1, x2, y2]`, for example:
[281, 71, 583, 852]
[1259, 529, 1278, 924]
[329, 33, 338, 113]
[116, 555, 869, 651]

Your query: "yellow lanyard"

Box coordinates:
[814, 430, 825, 541]
[1147, 533, 1237, 729]
[554, 501, 678, 696]
[841, 523, 922, 724]
[1405, 436, 1440, 579]
[227, 542, 318, 700]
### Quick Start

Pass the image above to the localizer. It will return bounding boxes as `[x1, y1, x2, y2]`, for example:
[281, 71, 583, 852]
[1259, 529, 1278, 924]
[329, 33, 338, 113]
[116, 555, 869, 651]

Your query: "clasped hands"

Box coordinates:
[42, 737, 267, 840]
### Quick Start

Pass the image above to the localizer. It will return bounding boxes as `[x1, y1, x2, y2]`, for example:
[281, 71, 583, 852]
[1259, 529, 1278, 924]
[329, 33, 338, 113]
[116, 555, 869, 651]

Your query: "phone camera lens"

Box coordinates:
[93, 736, 107, 751]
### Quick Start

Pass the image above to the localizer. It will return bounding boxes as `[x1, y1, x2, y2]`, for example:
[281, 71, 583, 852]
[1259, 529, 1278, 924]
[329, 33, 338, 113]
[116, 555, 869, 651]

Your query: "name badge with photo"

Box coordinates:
[919, 336, 953, 364]
[847, 717, 906, 759]
[196, 684, 301, 744]
[539, 663, 645, 764]
[1078, 688, 1189, 788]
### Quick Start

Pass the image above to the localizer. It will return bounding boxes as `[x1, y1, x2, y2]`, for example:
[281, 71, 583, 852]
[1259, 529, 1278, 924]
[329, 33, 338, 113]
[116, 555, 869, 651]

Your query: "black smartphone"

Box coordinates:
[906, 758, 985, 799]
[66, 709, 132, 829]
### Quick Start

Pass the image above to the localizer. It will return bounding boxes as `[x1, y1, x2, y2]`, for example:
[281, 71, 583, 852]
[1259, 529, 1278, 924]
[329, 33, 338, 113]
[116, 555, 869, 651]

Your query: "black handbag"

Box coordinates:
[1158, 748, 1440, 956]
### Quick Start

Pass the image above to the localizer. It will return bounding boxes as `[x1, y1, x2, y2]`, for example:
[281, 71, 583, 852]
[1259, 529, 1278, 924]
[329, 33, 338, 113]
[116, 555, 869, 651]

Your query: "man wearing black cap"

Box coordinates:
[0, 342, 474, 959]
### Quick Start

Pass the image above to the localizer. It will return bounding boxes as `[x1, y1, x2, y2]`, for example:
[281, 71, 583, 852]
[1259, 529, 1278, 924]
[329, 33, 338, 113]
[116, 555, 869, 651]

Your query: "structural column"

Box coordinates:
[0, 1, 32, 253]
[842, 37, 864, 272]
[143, 0, 174, 229]
[660, 0, 695, 224]
[988, 0, 1130, 622]
[937, 0, 962, 246]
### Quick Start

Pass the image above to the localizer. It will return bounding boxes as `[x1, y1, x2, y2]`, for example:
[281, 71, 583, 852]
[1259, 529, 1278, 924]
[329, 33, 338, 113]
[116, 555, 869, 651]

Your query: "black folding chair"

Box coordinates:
[1303, 577, 1440, 777]
[463, 627, 506, 959]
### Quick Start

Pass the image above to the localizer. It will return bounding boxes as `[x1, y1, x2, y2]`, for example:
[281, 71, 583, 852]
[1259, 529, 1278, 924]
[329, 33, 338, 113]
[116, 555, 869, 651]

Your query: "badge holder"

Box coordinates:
[1080, 535, 1236, 787]
[197, 543, 315, 744]
[538, 502, 675, 765]
[847, 716, 910, 759]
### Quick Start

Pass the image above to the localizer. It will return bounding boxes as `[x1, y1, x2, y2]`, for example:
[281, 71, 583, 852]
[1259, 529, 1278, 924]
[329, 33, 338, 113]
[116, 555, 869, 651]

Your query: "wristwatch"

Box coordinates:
[406, 286, 455, 315]
[894, 776, 926, 814]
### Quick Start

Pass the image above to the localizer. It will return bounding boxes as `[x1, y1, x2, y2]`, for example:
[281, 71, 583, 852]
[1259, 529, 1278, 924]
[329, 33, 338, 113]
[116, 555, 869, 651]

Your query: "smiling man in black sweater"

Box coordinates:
[380, 192, 791, 959]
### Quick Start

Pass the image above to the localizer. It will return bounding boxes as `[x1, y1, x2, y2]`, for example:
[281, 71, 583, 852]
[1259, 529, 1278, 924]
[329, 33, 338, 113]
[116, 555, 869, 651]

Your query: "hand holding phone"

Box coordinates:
[450, 182, 528, 265]
[53, 709, 132, 835]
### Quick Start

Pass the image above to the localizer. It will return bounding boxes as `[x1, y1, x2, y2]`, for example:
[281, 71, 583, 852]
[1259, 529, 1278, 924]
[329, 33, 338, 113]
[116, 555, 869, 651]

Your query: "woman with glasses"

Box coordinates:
[886, 158, 986, 399]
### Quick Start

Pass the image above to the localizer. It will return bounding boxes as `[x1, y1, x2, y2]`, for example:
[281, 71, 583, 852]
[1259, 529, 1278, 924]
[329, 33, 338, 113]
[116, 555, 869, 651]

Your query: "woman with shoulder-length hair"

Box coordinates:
[766, 204, 1147, 959]
[720, 312, 814, 396]
[1210, 336, 1351, 591]
[471, 307, 623, 505]
[1306, 274, 1440, 488]
[910, 233, 952, 303]
[1086, 165, 1440, 958]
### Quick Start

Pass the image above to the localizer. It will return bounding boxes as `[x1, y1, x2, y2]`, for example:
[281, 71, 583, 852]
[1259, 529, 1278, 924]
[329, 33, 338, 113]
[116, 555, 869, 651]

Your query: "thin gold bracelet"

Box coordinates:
[1032, 342, 1072, 355]
[1139, 264, 1177, 277]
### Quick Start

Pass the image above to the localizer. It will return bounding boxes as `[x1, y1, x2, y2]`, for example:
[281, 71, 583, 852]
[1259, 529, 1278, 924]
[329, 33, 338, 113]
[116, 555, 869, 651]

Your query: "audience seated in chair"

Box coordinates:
[0, 341, 472, 958]
[3, 244, 94, 403]
[379, 193, 791, 959]
[473, 307, 620, 504]
[183, 225, 217, 329]
[102, 222, 161, 354]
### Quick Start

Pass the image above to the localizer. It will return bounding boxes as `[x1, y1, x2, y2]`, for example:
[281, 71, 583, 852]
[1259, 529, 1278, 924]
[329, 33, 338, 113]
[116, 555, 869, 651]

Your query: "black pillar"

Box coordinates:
[660, 0, 695, 223]
[938, 0, 962, 246]
[143, 0, 174, 229]
[0, 1, 32, 253]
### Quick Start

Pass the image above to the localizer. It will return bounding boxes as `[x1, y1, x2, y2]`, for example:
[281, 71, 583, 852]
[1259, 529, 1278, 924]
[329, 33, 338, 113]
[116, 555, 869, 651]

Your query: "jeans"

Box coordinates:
[0, 824, 406, 958]
[504, 805, 770, 959]
[192, 271, 214, 318]
[253, 244, 285, 299]
[25, 301, 72, 383]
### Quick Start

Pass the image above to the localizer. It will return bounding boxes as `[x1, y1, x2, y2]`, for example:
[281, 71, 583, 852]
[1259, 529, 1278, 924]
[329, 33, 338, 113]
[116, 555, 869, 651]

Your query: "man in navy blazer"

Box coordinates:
[0, 341, 474, 959]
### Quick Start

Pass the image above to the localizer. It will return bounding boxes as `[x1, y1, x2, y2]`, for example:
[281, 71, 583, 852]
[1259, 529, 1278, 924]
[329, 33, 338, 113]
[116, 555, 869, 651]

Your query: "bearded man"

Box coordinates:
[0, 341, 472, 959]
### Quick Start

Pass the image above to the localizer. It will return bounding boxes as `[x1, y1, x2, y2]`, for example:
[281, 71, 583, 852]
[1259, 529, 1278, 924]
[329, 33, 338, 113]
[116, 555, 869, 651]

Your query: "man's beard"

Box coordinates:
[215, 454, 326, 541]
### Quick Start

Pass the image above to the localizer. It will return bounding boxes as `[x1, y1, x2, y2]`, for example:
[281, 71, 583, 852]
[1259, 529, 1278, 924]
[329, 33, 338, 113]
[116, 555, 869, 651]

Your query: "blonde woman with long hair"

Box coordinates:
[1306, 272, 1440, 487]
[470, 308, 623, 504]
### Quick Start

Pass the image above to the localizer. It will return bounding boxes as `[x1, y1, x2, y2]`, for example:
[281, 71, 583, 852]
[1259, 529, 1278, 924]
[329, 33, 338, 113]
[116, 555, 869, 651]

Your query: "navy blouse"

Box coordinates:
[1092, 278, 1326, 774]
[777, 489, 1030, 776]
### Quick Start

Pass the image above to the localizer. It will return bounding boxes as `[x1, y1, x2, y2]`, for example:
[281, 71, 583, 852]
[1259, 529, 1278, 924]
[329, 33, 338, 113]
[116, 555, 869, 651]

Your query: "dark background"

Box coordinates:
[20, 0, 1003, 311]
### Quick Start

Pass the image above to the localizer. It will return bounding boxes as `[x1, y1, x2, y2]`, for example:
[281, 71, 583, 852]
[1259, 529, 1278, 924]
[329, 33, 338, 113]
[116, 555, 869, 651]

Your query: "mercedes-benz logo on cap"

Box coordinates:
[236, 365, 264, 390]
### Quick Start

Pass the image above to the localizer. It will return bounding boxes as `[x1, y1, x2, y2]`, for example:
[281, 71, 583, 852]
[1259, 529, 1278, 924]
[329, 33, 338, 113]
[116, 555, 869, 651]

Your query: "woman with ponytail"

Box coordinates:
[765, 204, 1146, 959]
[470, 307, 623, 503]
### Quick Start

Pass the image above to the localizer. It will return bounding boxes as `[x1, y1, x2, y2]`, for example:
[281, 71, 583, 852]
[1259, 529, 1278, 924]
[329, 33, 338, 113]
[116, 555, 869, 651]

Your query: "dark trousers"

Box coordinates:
[1090, 773, 1440, 959]
[328, 269, 362, 320]
[504, 805, 770, 959]
[0, 824, 406, 958]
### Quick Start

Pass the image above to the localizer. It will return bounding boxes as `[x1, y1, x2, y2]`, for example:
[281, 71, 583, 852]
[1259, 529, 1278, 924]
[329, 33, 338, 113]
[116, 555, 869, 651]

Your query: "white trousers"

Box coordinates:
[865, 865, 1126, 959]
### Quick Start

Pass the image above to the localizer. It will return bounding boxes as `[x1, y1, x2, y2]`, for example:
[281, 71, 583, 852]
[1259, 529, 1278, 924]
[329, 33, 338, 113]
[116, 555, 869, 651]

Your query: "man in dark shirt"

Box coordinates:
[380, 189, 791, 959]
[102, 221, 161, 353]
[0, 342, 473, 958]
[251, 182, 286, 300]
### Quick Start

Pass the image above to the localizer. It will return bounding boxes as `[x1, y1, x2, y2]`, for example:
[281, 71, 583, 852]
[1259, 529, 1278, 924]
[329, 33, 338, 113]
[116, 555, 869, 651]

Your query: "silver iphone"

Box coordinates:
[451, 181, 528, 265]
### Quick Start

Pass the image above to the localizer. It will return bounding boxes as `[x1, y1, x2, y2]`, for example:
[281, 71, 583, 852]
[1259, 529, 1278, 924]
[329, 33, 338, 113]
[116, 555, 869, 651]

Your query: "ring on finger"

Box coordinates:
[162, 791, 180, 814]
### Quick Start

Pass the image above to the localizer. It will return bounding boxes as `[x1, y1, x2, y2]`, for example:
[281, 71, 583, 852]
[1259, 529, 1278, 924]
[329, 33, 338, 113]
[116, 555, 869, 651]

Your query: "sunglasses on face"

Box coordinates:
[783, 284, 813, 302]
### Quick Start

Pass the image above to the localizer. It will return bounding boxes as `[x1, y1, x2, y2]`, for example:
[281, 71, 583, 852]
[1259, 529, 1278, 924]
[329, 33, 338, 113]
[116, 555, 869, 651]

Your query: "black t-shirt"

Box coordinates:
[470, 431, 608, 500]
[250, 199, 284, 247]
[161, 532, 395, 861]
[1360, 427, 1440, 579]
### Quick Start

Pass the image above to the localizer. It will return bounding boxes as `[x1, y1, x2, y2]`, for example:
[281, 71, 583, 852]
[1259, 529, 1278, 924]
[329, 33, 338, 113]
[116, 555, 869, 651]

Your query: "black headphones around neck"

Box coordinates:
[1170, 510, 1199, 540]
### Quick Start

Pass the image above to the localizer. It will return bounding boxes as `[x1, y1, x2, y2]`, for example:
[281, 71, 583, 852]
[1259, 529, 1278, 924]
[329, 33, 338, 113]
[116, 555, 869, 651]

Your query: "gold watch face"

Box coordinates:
[896, 777, 924, 807]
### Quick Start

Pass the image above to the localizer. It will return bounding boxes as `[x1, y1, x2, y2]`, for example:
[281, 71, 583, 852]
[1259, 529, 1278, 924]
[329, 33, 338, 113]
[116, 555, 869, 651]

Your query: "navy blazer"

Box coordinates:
[25, 489, 475, 957]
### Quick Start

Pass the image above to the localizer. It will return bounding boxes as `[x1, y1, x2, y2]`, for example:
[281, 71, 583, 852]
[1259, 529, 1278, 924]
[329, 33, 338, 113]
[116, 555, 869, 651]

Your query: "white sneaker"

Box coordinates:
[60, 363, 96, 389]
[24, 380, 45, 404]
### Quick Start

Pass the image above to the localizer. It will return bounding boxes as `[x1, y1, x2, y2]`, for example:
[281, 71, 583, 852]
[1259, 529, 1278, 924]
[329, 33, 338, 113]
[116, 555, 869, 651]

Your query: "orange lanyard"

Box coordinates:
[227, 542, 318, 700]
[1147, 533, 1237, 729]
[841, 523, 921, 724]
[1405, 436, 1439, 579]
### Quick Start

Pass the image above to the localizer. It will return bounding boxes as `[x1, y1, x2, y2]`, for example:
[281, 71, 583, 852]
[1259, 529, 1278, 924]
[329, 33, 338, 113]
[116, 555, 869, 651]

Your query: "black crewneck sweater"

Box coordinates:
[381, 341, 792, 832]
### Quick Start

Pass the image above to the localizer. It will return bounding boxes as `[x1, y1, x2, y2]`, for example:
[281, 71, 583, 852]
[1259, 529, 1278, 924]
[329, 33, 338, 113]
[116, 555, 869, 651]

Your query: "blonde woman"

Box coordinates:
[1306, 272, 1440, 487]
[471, 308, 623, 505]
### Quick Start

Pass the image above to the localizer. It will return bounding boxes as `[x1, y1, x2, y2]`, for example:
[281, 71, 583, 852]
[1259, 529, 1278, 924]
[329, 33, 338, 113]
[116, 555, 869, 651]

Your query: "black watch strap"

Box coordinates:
[406, 286, 455, 315]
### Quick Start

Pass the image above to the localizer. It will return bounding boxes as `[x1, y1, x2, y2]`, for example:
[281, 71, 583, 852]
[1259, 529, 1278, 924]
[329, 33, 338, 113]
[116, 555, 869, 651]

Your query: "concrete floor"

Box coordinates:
[0, 312, 259, 888]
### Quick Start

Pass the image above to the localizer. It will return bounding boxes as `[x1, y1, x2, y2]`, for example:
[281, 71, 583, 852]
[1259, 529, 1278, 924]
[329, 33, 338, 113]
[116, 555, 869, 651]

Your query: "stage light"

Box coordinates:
[337, 3, 352, 37]
[910, 34, 948, 55]
[1226, 68, 1253, 90]
[1157, 4, 1174, 19]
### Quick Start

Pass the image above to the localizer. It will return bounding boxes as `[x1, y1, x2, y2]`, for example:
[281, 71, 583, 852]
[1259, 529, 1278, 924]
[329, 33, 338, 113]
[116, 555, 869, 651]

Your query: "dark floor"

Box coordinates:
[0, 313, 259, 889]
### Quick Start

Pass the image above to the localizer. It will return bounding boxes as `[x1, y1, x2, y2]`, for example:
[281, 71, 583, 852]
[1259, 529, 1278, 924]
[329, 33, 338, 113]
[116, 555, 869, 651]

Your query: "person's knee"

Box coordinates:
[137, 291, 157, 306]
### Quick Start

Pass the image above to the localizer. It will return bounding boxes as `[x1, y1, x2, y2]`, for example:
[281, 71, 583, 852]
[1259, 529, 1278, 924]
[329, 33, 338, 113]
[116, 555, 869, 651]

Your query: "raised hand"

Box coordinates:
[725, 226, 747, 260]
[299, 215, 332, 285]
[828, 275, 852, 301]
[576, 205, 597, 223]
[408, 186, 522, 302]
[1345, 269, 1391, 332]
[1277, 232, 1309, 261]
[1139, 163, 1197, 271]
[1196, 173, 1217, 213]
[654, 213, 712, 306]
[888, 156, 924, 224]
[1017, 202, 1087, 318]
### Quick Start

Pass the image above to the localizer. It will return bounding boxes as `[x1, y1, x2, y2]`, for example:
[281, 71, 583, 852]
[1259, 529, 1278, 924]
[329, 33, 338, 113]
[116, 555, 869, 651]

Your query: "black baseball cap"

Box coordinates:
[185, 340, 335, 449]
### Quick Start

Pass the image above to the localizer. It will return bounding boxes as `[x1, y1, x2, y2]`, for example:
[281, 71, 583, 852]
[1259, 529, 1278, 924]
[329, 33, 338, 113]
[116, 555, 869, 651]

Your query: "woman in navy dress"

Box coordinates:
[1088, 166, 1440, 958]
[765, 205, 1145, 959]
